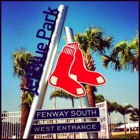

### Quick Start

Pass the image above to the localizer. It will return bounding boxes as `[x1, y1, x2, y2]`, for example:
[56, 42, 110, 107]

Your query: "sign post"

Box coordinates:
[23, 5, 68, 139]
[64, 27, 99, 139]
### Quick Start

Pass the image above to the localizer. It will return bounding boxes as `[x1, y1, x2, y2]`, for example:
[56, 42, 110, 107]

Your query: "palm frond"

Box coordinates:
[75, 26, 113, 56]
[95, 94, 105, 103]
[115, 104, 133, 116]
[12, 47, 34, 77]
[50, 89, 78, 100]
[22, 91, 34, 108]
[106, 31, 139, 72]
[102, 55, 122, 71]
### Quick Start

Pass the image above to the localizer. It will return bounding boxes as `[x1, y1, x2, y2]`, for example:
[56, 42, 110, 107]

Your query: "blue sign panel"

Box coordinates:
[34, 108, 100, 120]
[30, 122, 100, 134]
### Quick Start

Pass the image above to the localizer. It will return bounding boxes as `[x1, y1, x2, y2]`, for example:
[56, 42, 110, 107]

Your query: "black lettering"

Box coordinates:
[26, 72, 40, 80]
[32, 56, 44, 65]
[21, 87, 39, 96]
[44, 14, 55, 23]
[36, 29, 50, 40]
[36, 50, 46, 60]
[25, 62, 42, 75]
[43, 7, 58, 16]
[37, 43, 45, 51]
[26, 79, 38, 90]
[24, 6, 59, 96]
[43, 22, 55, 31]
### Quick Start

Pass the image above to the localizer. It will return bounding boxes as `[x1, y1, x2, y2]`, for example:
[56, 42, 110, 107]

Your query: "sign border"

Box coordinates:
[34, 107, 100, 120]
[30, 121, 101, 135]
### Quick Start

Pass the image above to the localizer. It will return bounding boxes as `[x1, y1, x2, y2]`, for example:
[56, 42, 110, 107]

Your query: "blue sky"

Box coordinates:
[2, 1, 139, 124]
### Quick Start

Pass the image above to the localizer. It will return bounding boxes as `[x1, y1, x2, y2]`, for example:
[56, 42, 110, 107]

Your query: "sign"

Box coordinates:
[30, 122, 100, 135]
[96, 100, 109, 139]
[34, 108, 100, 120]
[48, 42, 106, 97]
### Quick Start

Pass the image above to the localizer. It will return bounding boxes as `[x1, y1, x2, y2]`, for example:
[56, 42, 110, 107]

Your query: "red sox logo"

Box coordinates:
[48, 42, 106, 97]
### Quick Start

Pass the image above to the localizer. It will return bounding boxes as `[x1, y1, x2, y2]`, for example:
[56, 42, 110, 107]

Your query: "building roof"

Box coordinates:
[116, 122, 139, 128]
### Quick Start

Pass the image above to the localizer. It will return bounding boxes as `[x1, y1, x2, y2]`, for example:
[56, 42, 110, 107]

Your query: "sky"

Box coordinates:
[2, 1, 139, 124]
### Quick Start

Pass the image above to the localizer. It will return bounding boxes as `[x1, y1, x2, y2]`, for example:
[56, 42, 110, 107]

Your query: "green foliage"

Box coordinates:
[12, 47, 34, 108]
[102, 55, 122, 71]
[23, 91, 34, 108]
[130, 108, 139, 121]
[95, 94, 118, 114]
[115, 104, 133, 115]
[102, 31, 139, 72]
[95, 94, 105, 103]
[12, 47, 33, 77]
[74, 26, 113, 56]
[50, 89, 77, 100]
[50, 89, 78, 108]
[74, 26, 113, 109]
[108, 101, 118, 114]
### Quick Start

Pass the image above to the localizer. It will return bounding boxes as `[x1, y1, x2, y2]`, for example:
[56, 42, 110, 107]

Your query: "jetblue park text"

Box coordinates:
[21, 7, 58, 95]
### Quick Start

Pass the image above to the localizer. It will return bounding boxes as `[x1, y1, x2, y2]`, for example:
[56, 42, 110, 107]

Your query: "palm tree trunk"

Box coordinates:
[86, 85, 94, 107]
[85, 55, 98, 139]
[20, 77, 34, 139]
[123, 115, 127, 134]
[85, 54, 96, 108]
[71, 97, 74, 108]
[20, 92, 30, 139]
[85, 85, 98, 139]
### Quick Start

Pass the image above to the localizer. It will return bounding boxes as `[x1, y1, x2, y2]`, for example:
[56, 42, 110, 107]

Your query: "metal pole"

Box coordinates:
[64, 27, 98, 139]
[52, 88, 58, 139]
[105, 100, 110, 139]
[23, 5, 68, 139]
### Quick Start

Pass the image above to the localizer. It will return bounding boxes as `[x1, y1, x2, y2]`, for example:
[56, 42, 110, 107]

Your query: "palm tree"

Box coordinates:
[102, 31, 139, 72]
[130, 108, 139, 122]
[50, 89, 78, 108]
[107, 101, 118, 136]
[12, 47, 34, 138]
[74, 27, 113, 139]
[130, 111, 139, 129]
[74, 26, 113, 108]
[50, 89, 78, 139]
[95, 94, 105, 103]
[115, 104, 133, 134]
[63, 26, 112, 139]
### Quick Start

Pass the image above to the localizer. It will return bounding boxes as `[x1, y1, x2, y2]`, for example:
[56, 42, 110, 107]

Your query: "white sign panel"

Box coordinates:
[96, 100, 109, 139]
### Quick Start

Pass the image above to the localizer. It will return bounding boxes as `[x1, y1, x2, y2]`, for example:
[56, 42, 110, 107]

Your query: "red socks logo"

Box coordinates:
[48, 42, 106, 97]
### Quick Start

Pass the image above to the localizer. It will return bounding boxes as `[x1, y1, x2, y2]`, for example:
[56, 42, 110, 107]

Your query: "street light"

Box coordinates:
[124, 103, 131, 133]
